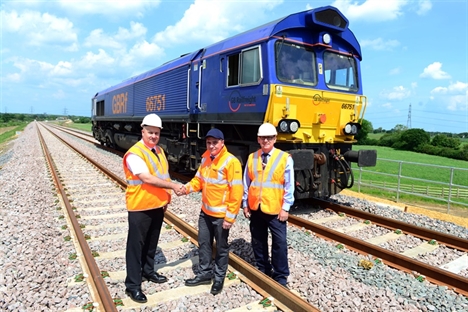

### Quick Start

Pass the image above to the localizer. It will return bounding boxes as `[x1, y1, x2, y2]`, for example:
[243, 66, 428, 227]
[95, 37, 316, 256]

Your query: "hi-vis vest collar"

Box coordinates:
[126, 143, 170, 185]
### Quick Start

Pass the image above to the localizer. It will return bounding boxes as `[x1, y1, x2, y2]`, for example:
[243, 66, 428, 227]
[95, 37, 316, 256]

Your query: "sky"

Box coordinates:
[1, 0, 467, 134]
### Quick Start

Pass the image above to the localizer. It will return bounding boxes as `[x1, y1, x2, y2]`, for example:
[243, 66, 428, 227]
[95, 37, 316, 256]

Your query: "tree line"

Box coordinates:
[357, 120, 468, 161]
[0, 113, 91, 124]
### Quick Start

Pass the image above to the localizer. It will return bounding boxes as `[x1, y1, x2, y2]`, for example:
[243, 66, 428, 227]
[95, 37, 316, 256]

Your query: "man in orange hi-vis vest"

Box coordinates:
[242, 123, 295, 287]
[123, 113, 185, 303]
[183, 128, 243, 295]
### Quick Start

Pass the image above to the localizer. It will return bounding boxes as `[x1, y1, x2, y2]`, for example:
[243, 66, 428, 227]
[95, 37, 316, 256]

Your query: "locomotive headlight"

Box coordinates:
[279, 120, 289, 132]
[344, 123, 352, 135]
[323, 33, 331, 44]
[351, 124, 358, 134]
[290, 121, 299, 133]
[278, 119, 300, 133]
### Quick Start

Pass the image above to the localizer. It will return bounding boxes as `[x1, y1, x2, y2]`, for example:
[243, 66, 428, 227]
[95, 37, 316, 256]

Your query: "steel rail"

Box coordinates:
[45, 123, 320, 311]
[319, 200, 468, 252]
[38, 124, 117, 312]
[47, 123, 467, 302]
[164, 212, 319, 312]
[288, 213, 468, 297]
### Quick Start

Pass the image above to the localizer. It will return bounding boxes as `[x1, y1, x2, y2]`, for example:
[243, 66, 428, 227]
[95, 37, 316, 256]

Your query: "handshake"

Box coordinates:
[174, 184, 187, 196]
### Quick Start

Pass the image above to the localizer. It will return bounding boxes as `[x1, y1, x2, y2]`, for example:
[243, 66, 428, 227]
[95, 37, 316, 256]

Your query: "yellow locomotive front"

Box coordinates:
[264, 42, 376, 199]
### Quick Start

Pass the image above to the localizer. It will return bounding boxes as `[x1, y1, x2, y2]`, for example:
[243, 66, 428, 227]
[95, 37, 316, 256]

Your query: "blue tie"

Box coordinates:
[210, 155, 215, 161]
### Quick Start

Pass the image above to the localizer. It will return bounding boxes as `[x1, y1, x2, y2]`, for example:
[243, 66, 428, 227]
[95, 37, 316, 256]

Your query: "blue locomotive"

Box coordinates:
[92, 6, 377, 199]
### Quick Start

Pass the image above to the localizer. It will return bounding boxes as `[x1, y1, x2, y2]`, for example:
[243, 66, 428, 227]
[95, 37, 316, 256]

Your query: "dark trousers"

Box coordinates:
[125, 208, 164, 290]
[197, 211, 230, 282]
[250, 208, 289, 285]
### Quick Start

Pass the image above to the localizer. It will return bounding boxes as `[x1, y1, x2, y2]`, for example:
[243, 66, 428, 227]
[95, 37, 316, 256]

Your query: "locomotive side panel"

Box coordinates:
[103, 85, 135, 119]
[134, 66, 189, 118]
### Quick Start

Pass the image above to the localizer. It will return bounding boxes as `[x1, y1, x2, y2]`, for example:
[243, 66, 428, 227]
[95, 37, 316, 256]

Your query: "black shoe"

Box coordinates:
[143, 272, 167, 284]
[210, 280, 224, 295]
[185, 276, 212, 286]
[125, 288, 147, 303]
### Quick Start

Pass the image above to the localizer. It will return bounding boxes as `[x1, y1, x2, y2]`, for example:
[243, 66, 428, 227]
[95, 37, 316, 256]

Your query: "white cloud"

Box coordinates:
[361, 38, 400, 51]
[78, 49, 115, 69]
[448, 81, 468, 92]
[50, 61, 73, 76]
[420, 62, 451, 79]
[2, 10, 78, 48]
[57, 0, 161, 16]
[430, 86, 447, 94]
[430, 81, 467, 111]
[5, 73, 22, 83]
[446, 94, 467, 111]
[84, 22, 147, 50]
[152, 0, 282, 47]
[5, 57, 76, 84]
[416, 0, 432, 15]
[332, 0, 408, 22]
[84, 29, 124, 49]
[381, 85, 411, 100]
[116, 22, 147, 40]
[120, 41, 164, 67]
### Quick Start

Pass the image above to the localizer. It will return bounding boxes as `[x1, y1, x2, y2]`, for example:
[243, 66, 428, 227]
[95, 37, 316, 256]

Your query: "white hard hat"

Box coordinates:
[141, 113, 163, 129]
[257, 123, 277, 136]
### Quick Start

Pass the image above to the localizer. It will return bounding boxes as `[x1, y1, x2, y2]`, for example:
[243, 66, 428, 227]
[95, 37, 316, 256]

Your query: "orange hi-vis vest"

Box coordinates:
[123, 141, 172, 211]
[246, 149, 289, 215]
[186, 145, 243, 223]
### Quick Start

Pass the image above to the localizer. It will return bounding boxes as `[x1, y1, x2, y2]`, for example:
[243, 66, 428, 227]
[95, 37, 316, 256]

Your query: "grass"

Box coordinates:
[60, 122, 92, 132]
[0, 124, 27, 145]
[352, 145, 468, 211]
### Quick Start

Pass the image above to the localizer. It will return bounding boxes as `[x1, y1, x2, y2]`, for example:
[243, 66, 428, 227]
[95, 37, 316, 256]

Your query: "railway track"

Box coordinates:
[287, 200, 468, 296]
[36, 122, 468, 310]
[38, 123, 317, 311]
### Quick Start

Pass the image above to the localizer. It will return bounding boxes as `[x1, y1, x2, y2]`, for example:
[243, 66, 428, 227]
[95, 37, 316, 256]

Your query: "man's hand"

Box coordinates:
[278, 209, 289, 222]
[173, 183, 186, 196]
[243, 207, 251, 219]
[222, 220, 233, 230]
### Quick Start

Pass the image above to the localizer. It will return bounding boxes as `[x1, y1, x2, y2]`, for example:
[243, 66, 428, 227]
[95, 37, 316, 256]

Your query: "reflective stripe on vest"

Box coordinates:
[247, 149, 287, 214]
[123, 142, 171, 211]
[126, 145, 170, 185]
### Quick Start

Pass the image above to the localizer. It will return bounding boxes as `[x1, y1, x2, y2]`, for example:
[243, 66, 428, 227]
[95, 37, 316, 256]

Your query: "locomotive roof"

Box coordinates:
[94, 6, 360, 98]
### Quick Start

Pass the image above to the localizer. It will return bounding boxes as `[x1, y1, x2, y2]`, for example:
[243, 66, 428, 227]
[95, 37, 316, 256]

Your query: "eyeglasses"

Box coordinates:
[206, 140, 220, 146]
[258, 136, 276, 141]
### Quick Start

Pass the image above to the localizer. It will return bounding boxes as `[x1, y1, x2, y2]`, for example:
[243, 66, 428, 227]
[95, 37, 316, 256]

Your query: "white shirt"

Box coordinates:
[125, 140, 154, 175]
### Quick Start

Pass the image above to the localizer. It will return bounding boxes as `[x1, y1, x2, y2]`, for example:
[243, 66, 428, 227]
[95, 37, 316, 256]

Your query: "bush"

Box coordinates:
[431, 134, 461, 149]
[396, 129, 430, 151]
[378, 132, 401, 147]
[355, 119, 373, 144]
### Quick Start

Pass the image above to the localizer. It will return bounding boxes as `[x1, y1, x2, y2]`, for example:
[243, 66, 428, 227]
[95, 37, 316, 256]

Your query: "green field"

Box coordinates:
[63, 122, 92, 132]
[352, 145, 468, 210]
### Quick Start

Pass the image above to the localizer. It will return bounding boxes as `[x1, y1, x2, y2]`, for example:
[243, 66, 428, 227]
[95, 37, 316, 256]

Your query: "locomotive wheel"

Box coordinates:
[104, 130, 116, 148]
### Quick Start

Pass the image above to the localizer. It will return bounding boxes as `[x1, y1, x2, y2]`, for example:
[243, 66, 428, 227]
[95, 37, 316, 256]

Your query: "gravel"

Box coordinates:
[1, 122, 467, 312]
